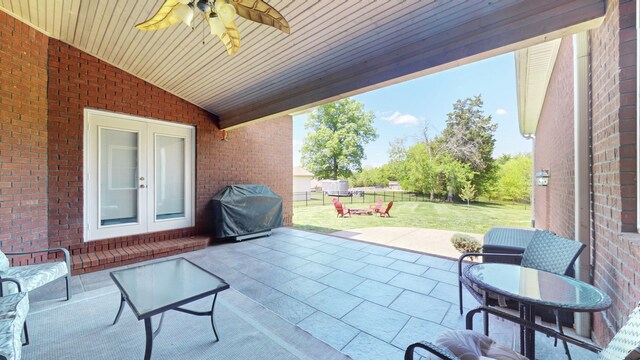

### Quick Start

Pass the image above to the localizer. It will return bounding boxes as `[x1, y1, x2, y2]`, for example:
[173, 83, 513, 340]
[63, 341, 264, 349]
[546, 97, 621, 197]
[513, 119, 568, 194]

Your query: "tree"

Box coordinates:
[301, 99, 378, 179]
[401, 143, 441, 197]
[459, 181, 476, 206]
[440, 155, 474, 202]
[437, 95, 497, 196]
[497, 154, 532, 202]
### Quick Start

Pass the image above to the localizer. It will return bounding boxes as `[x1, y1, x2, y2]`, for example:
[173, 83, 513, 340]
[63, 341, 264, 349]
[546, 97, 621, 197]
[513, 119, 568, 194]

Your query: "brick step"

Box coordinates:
[71, 236, 210, 274]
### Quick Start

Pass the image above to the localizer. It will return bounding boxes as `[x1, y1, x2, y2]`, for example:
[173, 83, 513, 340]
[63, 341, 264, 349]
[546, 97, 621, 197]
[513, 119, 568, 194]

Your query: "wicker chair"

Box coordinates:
[405, 302, 640, 360]
[457, 230, 585, 356]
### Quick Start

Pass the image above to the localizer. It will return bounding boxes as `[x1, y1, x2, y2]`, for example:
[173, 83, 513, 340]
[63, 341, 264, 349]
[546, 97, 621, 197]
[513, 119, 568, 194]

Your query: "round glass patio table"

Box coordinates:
[464, 263, 611, 359]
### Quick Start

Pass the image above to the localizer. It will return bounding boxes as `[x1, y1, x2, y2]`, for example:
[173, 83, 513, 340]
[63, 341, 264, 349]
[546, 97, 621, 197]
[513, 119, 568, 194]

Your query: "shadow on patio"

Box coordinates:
[24, 228, 595, 359]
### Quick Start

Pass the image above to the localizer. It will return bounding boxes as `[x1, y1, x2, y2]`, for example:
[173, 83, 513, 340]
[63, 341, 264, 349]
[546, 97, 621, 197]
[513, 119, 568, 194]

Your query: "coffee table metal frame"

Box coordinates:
[110, 257, 230, 360]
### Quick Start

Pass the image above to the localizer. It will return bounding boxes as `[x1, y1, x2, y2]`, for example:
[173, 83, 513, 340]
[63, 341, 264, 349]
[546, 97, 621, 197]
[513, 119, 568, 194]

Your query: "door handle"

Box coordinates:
[140, 184, 146, 189]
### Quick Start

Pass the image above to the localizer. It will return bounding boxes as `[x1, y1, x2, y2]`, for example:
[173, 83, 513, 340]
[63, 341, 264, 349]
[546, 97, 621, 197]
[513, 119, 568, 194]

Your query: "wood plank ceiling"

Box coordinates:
[0, 0, 605, 129]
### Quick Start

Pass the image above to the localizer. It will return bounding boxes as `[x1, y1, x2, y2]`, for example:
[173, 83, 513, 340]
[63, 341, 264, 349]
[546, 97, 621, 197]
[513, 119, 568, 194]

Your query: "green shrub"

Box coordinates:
[451, 233, 482, 257]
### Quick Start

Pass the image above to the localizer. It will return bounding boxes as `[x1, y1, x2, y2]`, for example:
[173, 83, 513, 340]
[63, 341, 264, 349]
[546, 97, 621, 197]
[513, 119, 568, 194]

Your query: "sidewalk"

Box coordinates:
[331, 227, 482, 260]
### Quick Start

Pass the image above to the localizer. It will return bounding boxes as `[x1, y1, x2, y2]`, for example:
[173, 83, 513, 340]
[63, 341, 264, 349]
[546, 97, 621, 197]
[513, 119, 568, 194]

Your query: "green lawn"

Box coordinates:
[292, 201, 531, 234]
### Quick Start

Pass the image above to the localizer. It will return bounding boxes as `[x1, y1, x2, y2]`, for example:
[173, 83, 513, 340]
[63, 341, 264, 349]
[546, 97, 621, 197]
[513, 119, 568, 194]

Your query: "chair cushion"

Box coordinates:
[0, 292, 29, 360]
[599, 303, 640, 360]
[4, 262, 68, 294]
[0, 253, 8, 273]
[435, 330, 529, 360]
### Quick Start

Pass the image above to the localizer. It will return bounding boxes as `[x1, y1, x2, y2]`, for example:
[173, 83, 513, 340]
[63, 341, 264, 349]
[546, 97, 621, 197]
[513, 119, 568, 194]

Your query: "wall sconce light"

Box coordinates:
[535, 169, 550, 186]
[220, 129, 228, 141]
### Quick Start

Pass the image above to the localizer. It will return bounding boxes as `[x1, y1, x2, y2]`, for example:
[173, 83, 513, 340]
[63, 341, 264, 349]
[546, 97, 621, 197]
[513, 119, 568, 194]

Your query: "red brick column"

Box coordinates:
[0, 12, 49, 258]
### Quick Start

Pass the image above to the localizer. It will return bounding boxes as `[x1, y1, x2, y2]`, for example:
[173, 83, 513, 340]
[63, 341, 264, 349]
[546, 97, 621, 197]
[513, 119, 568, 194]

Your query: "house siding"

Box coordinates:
[0, 11, 292, 271]
[534, 0, 638, 346]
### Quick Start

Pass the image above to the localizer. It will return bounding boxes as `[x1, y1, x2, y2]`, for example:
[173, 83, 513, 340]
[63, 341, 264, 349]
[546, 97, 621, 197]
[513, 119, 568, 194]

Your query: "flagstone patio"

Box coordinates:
[28, 228, 596, 359]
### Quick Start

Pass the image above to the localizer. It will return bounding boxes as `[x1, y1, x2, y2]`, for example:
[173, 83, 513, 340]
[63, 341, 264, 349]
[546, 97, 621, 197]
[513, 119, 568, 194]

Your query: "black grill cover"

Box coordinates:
[211, 184, 283, 239]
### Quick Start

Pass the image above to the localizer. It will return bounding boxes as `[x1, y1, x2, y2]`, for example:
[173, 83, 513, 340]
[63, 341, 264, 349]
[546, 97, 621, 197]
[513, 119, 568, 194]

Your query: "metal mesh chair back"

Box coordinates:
[599, 302, 640, 360]
[520, 230, 585, 275]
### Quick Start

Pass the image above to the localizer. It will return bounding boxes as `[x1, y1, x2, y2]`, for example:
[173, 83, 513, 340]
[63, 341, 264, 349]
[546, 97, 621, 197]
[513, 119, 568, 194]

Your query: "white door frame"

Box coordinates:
[83, 109, 195, 241]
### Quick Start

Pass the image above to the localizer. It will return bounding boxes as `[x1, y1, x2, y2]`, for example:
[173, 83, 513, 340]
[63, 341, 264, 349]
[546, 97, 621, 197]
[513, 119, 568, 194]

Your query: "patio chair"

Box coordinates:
[0, 248, 71, 345]
[369, 198, 383, 213]
[378, 201, 393, 217]
[0, 248, 71, 300]
[405, 301, 640, 360]
[457, 230, 584, 356]
[334, 201, 351, 217]
[0, 278, 29, 360]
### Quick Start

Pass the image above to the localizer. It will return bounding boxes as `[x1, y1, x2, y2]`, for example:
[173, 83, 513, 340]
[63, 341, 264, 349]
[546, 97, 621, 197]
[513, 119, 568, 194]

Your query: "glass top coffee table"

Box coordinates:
[464, 263, 611, 359]
[110, 258, 229, 360]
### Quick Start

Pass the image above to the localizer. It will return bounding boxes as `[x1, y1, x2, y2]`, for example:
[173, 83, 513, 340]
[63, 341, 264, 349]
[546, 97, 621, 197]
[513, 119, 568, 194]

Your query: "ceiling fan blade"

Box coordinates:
[229, 0, 290, 34]
[136, 0, 182, 31]
[217, 20, 241, 56]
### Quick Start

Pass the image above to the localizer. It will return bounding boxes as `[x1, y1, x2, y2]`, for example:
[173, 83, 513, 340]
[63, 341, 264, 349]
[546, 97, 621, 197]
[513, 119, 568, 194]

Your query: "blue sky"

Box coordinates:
[293, 52, 532, 168]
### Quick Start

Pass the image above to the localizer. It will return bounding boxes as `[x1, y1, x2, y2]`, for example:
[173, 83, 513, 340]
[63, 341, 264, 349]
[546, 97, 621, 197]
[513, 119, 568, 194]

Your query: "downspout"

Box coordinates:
[529, 136, 536, 228]
[637, 0, 640, 233]
[573, 32, 591, 337]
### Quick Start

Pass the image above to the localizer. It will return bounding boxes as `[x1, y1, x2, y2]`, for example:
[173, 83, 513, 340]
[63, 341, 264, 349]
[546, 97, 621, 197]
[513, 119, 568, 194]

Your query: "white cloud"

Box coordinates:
[381, 111, 421, 126]
[495, 108, 508, 116]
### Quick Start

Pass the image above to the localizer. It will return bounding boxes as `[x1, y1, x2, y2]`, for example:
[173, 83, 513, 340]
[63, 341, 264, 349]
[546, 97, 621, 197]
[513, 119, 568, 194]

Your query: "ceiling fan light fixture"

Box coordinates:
[208, 13, 226, 37]
[197, 0, 212, 13]
[215, 1, 236, 24]
[136, 0, 290, 56]
[174, 3, 194, 27]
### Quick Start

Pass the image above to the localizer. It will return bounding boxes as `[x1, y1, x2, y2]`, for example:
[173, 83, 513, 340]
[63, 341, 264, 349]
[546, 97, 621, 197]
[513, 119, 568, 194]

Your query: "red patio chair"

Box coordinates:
[334, 201, 351, 218]
[378, 201, 393, 217]
[369, 198, 383, 213]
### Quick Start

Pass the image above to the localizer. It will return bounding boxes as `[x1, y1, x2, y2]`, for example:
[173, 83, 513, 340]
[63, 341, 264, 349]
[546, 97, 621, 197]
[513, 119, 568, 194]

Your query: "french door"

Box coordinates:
[84, 109, 195, 241]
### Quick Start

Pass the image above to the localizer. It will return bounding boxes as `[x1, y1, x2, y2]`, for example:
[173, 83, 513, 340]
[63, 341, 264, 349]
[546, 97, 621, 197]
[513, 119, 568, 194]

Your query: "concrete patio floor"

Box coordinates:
[331, 227, 483, 259]
[28, 227, 596, 359]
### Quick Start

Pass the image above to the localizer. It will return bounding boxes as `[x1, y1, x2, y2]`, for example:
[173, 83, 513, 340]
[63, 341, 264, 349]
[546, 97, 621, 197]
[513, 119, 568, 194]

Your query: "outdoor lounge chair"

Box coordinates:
[405, 301, 640, 360]
[369, 198, 383, 213]
[0, 248, 72, 344]
[0, 279, 29, 360]
[0, 248, 71, 300]
[334, 201, 351, 217]
[378, 201, 393, 217]
[457, 230, 585, 356]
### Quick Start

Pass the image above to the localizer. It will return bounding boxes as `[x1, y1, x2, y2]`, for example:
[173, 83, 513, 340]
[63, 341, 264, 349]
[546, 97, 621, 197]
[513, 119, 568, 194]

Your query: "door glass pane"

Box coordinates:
[155, 135, 185, 220]
[100, 128, 139, 226]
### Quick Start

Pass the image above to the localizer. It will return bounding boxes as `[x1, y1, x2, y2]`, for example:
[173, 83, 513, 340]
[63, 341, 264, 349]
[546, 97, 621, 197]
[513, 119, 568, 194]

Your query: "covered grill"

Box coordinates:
[211, 184, 283, 241]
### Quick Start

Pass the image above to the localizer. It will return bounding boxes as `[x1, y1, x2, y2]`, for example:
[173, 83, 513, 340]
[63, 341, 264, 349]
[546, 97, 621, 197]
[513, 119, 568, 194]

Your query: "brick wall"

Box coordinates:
[47, 39, 293, 255]
[0, 12, 49, 257]
[533, 0, 640, 346]
[533, 38, 576, 239]
[590, 0, 638, 345]
[1, 11, 292, 264]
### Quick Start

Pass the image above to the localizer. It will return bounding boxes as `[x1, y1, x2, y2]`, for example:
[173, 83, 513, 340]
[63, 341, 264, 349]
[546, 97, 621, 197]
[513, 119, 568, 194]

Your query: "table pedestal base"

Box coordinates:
[466, 306, 601, 357]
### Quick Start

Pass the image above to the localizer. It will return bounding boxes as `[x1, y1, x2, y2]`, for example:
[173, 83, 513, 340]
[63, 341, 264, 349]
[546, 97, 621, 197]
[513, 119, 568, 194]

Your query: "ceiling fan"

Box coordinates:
[136, 0, 290, 56]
